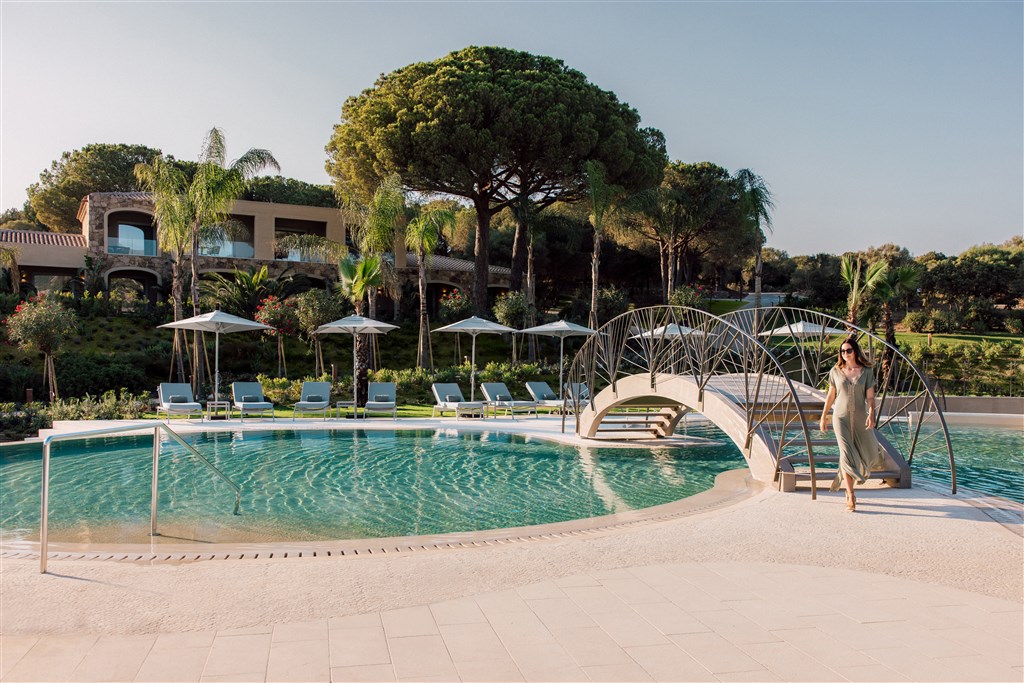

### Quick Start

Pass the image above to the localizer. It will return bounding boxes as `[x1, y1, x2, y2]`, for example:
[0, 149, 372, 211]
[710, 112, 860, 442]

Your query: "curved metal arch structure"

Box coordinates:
[720, 306, 956, 493]
[564, 306, 956, 498]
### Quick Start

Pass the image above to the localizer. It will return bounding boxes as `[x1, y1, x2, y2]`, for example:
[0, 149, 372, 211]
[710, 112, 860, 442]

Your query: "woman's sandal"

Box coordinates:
[846, 491, 856, 512]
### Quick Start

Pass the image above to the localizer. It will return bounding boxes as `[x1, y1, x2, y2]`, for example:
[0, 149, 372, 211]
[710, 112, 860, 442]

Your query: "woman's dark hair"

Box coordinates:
[837, 336, 873, 368]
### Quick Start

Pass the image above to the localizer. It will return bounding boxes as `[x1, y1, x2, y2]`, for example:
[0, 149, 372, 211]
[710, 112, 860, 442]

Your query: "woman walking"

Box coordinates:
[819, 336, 885, 511]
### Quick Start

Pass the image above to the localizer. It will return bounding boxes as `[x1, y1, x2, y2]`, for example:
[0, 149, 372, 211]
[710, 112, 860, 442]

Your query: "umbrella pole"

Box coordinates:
[471, 334, 477, 401]
[214, 332, 220, 402]
[559, 335, 565, 400]
[352, 333, 358, 418]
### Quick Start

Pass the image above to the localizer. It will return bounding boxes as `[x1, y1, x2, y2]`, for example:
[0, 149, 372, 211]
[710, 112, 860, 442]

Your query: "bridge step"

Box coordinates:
[792, 468, 903, 480]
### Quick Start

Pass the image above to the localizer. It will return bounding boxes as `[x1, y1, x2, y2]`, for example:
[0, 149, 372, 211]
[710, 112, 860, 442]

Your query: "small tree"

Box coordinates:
[5, 295, 79, 400]
[255, 295, 298, 378]
[293, 289, 348, 376]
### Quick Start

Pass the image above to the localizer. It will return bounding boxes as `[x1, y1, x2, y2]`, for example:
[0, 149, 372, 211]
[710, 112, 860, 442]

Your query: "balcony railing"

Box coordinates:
[108, 238, 157, 257]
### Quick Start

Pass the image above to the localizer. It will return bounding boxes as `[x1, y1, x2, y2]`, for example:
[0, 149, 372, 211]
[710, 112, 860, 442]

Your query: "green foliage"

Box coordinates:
[255, 295, 299, 336]
[4, 295, 78, 355]
[255, 374, 330, 405]
[902, 311, 928, 333]
[242, 176, 337, 207]
[929, 309, 962, 333]
[27, 143, 166, 233]
[1003, 314, 1024, 335]
[55, 352, 150, 397]
[0, 402, 51, 442]
[46, 389, 150, 421]
[667, 284, 711, 311]
[293, 288, 349, 340]
[199, 266, 304, 319]
[337, 254, 382, 313]
[438, 288, 470, 323]
[492, 291, 528, 328]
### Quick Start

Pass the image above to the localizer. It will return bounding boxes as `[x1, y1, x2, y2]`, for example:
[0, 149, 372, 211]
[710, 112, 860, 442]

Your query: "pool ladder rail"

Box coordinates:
[38, 422, 242, 574]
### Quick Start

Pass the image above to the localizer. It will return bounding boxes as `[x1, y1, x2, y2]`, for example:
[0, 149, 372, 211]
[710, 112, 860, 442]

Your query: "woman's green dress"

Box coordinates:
[828, 365, 885, 491]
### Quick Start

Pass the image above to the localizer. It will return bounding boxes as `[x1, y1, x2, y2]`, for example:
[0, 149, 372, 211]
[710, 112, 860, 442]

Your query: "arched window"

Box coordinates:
[107, 211, 156, 256]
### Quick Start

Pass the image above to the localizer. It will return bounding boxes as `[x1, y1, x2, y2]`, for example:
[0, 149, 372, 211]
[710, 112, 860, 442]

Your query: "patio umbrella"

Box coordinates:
[520, 320, 596, 400]
[315, 315, 399, 413]
[159, 310, 274, 402]
[630, 323, 708, 339]
[432, 316, 515, 401]
[758, 321, 847, 338]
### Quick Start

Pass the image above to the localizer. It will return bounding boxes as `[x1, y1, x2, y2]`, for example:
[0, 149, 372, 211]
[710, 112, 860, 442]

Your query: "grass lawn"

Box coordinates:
[708, 300, 747, 315]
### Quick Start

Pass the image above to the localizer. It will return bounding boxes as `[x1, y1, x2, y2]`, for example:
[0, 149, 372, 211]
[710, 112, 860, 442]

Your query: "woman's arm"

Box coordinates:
[865, 386, 876, 429]
[819, 384, 836, 431]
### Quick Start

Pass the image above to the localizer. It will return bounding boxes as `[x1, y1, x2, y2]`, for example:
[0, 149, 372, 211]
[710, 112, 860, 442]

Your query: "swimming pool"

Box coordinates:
[912, 424, 1023, 502]
[0, 424, 746, 545]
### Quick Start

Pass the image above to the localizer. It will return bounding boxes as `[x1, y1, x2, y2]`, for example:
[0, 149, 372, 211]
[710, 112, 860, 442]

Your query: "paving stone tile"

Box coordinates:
[329, 664, 395, 682]
[438, 622, 511, 663]
[3, 635, 98, 682]
[475, 589, 531, 615]
[589, 610, 669, 648]
[501, 639, 586, 682]
[740, 641, 844, 682]
[670, 632, 763, 675]
[592, 568, 635, 580]
[134, 646, 210, 682]
[516, 580, 566, 600]
[0, 636, 39, 678]
[553, 574, 601, 588]
[795, 613, 894, 651]
[725, 596, 835, 630]
[387, 635, 457, 681]
[561, 585, 632, 615]
[328, 627, 389, 668]
[328, 613, 383, 631]
[265, 638, 329, 682]
[68, 634, 155, 682]
[770, 626, 878, 669]
[935, 654, 1024, 682]
[714, 670, 784, 682]
[199, 673, 265, 682]
[429, 598, 488, 626]
[866, 620, 981, 659]
[627, 564, 689, 587]
[203, 634, 271, 677]
[861, 646, 973, 682]
[582, 661, 655, 681]
[381, 606, 438, 638]
[623, 643, 716, 682]
[928, 627, 1024, 668]
[527, 598, 597, 630]
[650, 581, 729, 613]
[549, 626, 633, 667]
[690, 609, 780, 646]
[831, 663, 910, 682]
[271, 619, 328, 643]
[632, 601, 712, 635]
[485, 610, 557, 646]
[152, 632, 217, 651]
[454, 658, 525, 682]
[217, 626, 272, 637]
[599, 578, 670, 604]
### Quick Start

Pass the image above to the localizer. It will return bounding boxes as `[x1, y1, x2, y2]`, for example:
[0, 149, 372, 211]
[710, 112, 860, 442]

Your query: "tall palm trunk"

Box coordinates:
[189, 225, 205, 400]
[589, 229, 602, 328]
[416, 249, 430, 368]
[881, 303, 897, 388]
[170, 260, 186, 382]
[354, 299, 370, 406]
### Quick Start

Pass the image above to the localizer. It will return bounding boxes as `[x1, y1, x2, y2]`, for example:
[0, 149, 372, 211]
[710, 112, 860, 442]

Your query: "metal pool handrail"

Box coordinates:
[39, 422, 241, 574]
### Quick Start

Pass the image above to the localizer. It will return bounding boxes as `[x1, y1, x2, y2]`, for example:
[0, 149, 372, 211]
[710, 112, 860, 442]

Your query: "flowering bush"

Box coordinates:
[4, 295, 79, 400]
[492, 291, 528, 328]
[256, 295, 299, 377]
[667, 284, 711, 311]
[439, 287, 470, 322]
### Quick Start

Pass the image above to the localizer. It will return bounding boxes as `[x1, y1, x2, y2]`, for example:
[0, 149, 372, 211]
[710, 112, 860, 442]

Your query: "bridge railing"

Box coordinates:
[721, 307, 956, 493]
[565, 306, 826, 494]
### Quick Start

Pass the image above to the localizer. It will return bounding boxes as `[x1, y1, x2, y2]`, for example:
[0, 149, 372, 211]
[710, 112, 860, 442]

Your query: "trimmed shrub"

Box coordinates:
[902, 310, 928, 333]
[0, 402, 51, 442]
[45, 389, 150, 422]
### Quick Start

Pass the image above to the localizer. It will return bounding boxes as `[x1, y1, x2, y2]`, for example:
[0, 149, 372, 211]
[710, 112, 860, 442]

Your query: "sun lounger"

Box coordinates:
[363, 382, 397, 420]
[566, 382, 590, 406]
[292, 381, 331, 421]
[156, 383, 203, 421]
[232, 381, 276, 422]
[525, 381, 565, 412]
[481, 382, 537, 419]
[431, 383, 485, 419]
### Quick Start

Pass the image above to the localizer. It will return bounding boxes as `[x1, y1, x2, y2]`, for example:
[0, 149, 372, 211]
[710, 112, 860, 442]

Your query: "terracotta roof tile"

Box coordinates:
[0, 229, 86, 248]
[404, 253, 511, 277]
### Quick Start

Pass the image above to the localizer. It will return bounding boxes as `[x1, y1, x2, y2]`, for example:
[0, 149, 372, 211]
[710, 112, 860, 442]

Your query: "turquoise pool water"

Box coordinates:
[912, 425, 1023, 502]
[0, 425, 745, 544]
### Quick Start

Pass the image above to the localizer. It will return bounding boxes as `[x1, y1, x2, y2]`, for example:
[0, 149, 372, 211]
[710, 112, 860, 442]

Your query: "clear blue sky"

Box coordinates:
[1, 1, 1020, 257]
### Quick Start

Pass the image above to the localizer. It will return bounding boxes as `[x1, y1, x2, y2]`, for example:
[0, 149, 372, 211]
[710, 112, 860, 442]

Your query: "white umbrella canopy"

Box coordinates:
[159, 310, 274, 401]
[758, 321, 847, 339]
[631, 323, 708, 339]
[315, 315, 400, 412]
[520, 320, 596, 400]
[432, 316, 515, 401]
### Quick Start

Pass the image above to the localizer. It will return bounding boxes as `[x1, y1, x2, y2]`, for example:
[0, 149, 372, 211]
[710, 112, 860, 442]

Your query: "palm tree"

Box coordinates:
[0, 245, 20, 295]
[584, 161, 624, 329]
[140, 127, 279, 397]
[734, 169, 775, 312]
[198, 265, 306, 318]
[841, 254, 888, 326]
[349, 174, 405, 321]
[406, 205, 456, 368]
[336, 254, 383, 405]
[874, 264, 921, 382]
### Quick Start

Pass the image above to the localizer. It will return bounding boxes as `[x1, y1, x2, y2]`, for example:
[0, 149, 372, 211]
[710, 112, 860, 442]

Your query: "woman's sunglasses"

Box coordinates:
[841, 348, 855, 355]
